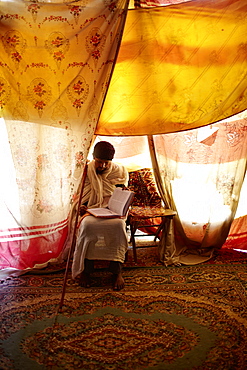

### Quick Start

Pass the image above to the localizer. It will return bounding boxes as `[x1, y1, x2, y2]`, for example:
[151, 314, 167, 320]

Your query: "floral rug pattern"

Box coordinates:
[1, 248, 247, 369]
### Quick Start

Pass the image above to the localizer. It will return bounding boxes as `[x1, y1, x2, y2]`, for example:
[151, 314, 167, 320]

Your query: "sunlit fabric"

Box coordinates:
[152, 114, 247, 264]
[0, 0, 129, 270]
[96, 110, 247, 263]
[134, 0, 190, 8]
[91, 135, 152, 171]
[0, 0, 247, 274]
[96, 0, 247, 136]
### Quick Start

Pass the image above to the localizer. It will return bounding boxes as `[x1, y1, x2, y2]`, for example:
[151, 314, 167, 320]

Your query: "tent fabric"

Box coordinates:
[151, 117, 247, 264]
[0, 0, 129, 270]
[0, 0, 247, 273]
[138, 0, 190, 7]
[130, 0, 190, 8]
[95, 112, 247, 265]
[96, 0, 247, 136]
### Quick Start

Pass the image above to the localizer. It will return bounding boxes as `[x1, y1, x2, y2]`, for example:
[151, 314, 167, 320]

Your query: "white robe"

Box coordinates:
[71, 160, 129, 279]
[81, 160, 128, 208]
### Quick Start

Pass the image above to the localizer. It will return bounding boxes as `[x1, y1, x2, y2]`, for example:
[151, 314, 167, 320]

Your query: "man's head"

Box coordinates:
[93, 141, 115, 173]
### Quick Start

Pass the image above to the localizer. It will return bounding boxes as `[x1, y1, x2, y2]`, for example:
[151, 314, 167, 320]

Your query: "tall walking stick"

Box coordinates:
[58, 163, 88, 312]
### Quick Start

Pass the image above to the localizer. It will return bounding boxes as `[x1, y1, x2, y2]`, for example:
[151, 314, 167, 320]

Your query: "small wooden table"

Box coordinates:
[128, 206, 177, 262]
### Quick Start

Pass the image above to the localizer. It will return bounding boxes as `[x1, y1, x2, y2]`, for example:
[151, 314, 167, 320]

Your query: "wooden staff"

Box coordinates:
[58, 162, 88, 312]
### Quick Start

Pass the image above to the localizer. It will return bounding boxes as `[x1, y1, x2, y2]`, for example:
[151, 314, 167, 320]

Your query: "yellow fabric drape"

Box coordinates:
[96, 0, 247, 136]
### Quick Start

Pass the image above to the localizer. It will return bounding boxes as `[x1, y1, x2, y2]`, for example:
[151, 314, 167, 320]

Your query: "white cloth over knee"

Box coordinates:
[72, 215, 128, 279]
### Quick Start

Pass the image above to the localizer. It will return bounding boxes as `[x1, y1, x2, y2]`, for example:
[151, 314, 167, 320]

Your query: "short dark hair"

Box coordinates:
[93, 141, 115, 160]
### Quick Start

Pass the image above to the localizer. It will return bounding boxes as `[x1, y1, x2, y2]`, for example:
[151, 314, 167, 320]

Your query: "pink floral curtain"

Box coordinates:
[0, 0, 129, 271]
[152, 114, 247, 264]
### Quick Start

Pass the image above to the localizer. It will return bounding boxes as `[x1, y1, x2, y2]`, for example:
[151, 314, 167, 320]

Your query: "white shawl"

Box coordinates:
[81, 160, 128, 208]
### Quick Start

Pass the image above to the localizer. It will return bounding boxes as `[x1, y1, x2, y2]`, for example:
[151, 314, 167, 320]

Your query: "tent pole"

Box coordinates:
[58, 162, 88, 312]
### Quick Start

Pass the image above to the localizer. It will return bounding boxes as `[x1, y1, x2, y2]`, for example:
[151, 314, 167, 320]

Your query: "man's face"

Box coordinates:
[94, 158, 111, 174]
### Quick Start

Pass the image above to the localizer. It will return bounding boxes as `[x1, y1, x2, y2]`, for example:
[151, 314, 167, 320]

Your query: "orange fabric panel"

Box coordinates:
[96, 0, 247, 136]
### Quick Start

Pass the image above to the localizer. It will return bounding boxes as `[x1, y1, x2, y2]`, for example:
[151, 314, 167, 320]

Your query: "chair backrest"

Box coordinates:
[128, 168, 162, 208]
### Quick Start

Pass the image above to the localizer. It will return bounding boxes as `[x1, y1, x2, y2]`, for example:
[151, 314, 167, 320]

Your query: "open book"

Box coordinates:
[88, 188, 134, 218]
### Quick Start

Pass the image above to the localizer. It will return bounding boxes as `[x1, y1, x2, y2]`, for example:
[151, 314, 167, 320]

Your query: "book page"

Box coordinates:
[87, 188, 134, 218]
[88, 207, 120, 218]
[108, 188, 134, 215]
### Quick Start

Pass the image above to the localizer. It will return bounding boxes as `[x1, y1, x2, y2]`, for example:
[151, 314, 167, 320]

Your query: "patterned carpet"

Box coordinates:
[1, 246, 247, 370]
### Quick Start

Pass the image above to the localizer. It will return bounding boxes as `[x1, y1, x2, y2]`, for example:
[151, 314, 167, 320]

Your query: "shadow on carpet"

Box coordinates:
[1, 247, 247, 369]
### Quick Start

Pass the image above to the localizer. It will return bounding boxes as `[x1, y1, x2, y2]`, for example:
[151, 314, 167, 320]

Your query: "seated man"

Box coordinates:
[72, 141, 129, 290]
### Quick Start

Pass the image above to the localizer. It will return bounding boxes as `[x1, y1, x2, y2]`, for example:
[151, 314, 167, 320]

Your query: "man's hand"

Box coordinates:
[79, 205, 88, 216]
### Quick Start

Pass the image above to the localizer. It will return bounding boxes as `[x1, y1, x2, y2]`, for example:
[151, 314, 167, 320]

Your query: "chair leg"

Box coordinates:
[154, 218, 166, 241]
[130, 223, 138, 263]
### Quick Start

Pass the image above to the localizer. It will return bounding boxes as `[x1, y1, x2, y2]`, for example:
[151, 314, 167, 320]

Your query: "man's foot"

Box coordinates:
[113, 272, 125, 291]
[79, 271, 91, 288]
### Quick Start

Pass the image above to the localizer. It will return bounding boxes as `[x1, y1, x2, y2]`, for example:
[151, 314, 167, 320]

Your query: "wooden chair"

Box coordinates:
[126, 168, 176, 262]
